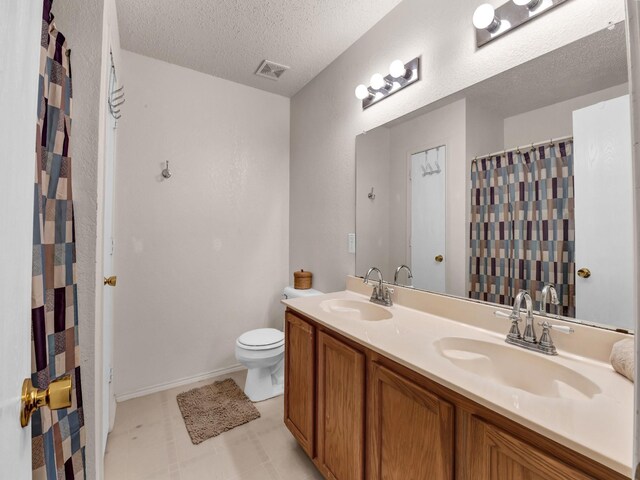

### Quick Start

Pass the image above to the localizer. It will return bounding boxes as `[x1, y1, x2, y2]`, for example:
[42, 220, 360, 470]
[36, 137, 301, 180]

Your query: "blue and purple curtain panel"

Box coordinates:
[31, 1, 86, 478]
[469, 141, 575, 317]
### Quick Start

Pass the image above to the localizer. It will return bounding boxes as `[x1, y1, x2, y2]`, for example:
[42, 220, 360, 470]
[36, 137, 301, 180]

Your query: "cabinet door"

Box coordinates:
[317, 331, 365, 480]
[284, 312, 315, 457]
[368, 362, 454, 480]
[467, 416, 592, 480]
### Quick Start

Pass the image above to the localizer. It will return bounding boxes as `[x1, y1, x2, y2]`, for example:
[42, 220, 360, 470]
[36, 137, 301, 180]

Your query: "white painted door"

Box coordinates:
[0, 1, 41, 477]
[627, 2, 640, 475]
[573, 95, 634, 330]
[102, 57, 118, 453]
[410, 146, 447, 293]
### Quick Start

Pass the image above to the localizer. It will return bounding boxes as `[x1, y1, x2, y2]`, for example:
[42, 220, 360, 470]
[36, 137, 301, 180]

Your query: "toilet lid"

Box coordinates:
[238, 328, 284, 348]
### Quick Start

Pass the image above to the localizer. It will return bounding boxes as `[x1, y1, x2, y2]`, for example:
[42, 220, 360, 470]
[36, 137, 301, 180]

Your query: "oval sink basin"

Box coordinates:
[434, 337, 601, 399]
[320, 299, 393, 321]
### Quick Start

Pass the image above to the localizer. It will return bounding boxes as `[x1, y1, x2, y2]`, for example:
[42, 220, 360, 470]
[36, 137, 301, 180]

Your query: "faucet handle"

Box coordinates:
[495, 310, 522, 340]
[536, 321, 573, 355]
[494, 310, 521, 321]
[383, 288, 393, 306]
[538, 321, 574, 334]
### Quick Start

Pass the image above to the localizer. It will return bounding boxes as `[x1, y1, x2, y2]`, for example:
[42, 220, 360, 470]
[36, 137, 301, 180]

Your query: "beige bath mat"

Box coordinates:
[177, 378, 261, 445]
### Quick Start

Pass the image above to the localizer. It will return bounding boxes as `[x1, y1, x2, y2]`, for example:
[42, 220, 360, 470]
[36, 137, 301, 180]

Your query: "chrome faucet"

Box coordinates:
[494, 289, 573, 355]
[540, 283, 560, 316]
[393, 265, 413, 286]
[363, 267, 393, 306]
[514, 290, 536, 343]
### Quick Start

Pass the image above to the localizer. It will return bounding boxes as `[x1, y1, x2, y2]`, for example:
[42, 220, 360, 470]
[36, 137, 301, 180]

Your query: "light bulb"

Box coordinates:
[355, 84, 370, 100]
[473, 3, 500, 32]
[513, 0, 540, 7]
[389, 59, 407, 79]
[370, 73, 387, 90]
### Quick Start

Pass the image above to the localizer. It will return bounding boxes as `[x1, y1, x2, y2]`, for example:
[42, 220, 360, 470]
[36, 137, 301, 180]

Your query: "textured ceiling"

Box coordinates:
[115, 0, 403, 97]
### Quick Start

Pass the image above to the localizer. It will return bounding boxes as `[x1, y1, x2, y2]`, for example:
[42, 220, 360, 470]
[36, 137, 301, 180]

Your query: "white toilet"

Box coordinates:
[235, 286, 322, 402]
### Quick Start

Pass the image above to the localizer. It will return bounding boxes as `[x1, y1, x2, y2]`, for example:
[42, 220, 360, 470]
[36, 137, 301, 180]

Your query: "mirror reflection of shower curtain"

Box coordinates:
[469, 142, 575, 317]
[410, 146, 446, 292]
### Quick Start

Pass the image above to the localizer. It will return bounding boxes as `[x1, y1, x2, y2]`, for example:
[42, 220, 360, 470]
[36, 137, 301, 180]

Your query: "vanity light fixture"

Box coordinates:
[389, 59, 409, 79]
[473, 4, 501, 33]
[473, 0, 570, 47]
[370, 73, 390, 90]
[513, 0, 541, 8]
[355, 84, 372, 100]
[354, 57, 421, 109]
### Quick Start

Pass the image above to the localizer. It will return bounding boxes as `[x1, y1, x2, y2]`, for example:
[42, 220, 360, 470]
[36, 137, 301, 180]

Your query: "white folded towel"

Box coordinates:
[610, 338, 634, 382]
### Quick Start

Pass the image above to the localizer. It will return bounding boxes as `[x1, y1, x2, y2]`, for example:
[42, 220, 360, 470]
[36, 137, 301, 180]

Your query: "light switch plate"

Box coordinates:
[348, 233, 356, 254]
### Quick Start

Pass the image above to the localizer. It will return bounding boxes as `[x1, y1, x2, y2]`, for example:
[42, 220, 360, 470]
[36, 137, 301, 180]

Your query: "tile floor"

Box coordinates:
[104, 370, 323, 480]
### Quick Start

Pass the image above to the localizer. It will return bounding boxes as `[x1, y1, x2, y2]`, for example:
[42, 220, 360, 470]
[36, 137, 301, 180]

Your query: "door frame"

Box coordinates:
[101, 44, 119, 453]
[623, 0, 640, 474]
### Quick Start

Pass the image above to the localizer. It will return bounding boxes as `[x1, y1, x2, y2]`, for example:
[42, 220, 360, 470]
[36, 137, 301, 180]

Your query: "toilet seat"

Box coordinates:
[237, 328, 284, 351]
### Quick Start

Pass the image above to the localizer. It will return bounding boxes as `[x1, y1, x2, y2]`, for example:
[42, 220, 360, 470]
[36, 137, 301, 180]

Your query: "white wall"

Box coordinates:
[504, 83, 629, 147]
[465, 100, 505, 164]
[290, 0, 625, 293]
[0, 2, 41, 478]
[355, 129, 391, 279]
[113, 51, 290, 399]
[52, 0, 121, 477]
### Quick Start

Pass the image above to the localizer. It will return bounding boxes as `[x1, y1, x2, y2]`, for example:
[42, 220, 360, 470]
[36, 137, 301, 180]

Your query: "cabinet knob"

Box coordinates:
[435, 255, 444, 263]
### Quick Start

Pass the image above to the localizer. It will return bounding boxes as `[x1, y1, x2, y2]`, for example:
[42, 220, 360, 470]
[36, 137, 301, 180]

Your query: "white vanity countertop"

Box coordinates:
[282, 283, 634, 477]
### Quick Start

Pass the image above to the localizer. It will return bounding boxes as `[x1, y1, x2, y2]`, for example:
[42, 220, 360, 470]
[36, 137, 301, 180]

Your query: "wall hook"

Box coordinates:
[368, 187, 375, 200]
[162, 161, 172, 179]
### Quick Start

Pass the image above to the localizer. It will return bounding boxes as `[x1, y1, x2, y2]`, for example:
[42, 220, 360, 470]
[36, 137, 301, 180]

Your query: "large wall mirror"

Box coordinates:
[355, 24, 634, 332]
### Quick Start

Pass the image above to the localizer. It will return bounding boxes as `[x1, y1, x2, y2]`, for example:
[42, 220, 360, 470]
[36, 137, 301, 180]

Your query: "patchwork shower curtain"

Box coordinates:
[469, 141, 575, 317]
[31, 1, 86, 478]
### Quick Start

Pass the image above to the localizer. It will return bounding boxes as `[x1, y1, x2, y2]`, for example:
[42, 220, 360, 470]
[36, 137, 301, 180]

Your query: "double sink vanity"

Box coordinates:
[281, 276, 633, 480]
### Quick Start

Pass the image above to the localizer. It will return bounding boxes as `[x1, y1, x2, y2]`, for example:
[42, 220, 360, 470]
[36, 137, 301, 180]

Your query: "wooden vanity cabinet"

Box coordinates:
[284, 309, 628, 480]
[368, 361, 454, 480]
[460, 415, 592, 480]
[285, 310, 366, 479]
[284, 312, 315, 457]
[316, 331, 365, 479]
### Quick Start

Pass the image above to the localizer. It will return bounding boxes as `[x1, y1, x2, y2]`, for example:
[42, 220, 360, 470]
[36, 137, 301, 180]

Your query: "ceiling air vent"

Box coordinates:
[255, 60, 290, 81]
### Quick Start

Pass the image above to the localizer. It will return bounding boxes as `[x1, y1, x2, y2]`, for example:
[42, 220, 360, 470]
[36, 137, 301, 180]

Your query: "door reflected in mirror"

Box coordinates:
[409, 146, 446, 293]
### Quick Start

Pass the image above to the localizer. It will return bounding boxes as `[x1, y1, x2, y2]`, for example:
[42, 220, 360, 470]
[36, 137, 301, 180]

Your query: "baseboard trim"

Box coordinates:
[115, 363, 246, 402]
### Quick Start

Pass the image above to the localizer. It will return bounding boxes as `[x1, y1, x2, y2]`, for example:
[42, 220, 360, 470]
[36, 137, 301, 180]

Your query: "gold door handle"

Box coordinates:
[577, 268, 591, 279]
[21, 375, 72, 427]
[435, 255, 444, 263]
[104, 276, 117, 287]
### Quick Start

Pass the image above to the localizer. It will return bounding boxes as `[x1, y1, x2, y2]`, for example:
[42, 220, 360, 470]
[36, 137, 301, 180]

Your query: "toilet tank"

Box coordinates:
[283, 286, 323, 299]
